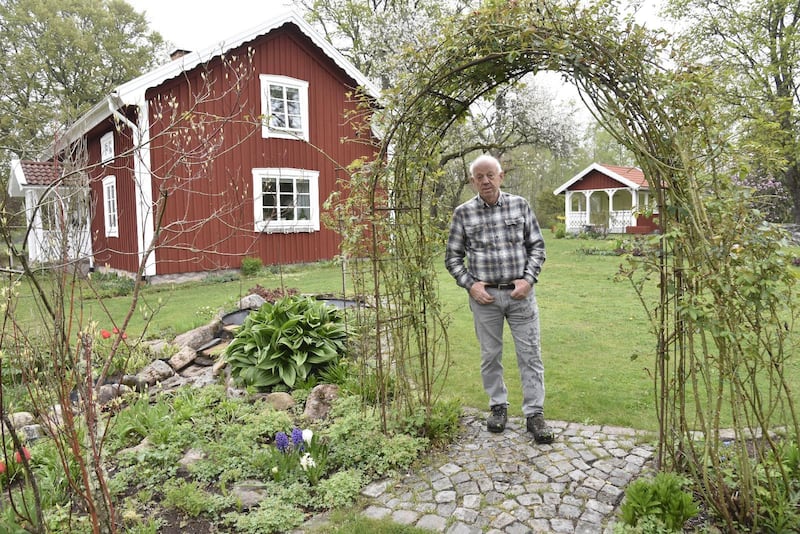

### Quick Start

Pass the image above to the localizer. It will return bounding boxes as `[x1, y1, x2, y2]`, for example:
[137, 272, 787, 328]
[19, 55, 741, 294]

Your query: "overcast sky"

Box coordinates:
[126, 0, 670, 53]
[126, 0, 295, 51]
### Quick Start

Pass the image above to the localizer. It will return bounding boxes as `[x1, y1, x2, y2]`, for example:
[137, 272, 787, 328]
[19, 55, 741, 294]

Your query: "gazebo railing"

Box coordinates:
[565, 210, 636, 233]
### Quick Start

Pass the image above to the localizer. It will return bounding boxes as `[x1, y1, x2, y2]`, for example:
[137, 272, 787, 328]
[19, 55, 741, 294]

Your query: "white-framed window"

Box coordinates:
[252, 168, 319, 233]
[102, 175, 119, 237]
[260, 75, 309, 141]
[100, 131, 115, 164]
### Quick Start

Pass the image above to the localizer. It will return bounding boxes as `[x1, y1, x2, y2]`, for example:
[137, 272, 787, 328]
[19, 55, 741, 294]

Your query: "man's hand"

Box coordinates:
[510, 279, 531, 300]
[469, 281, 495, 304]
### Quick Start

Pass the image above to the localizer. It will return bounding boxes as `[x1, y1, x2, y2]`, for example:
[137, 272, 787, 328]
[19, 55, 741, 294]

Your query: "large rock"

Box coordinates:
[137, 359, 175, 386]
[143, 339, 170, 358]
[7, 412, 35, 429]
[121, 374, 148, 392]
[97, 383, 132, 406]
[303, 384, 339, 421]
[238, 294, 266, 310]
[231, 480, 269, 510]
[264, 392, 295, 411]
[181, 365, 218, 389]
[172, 319, 222, 350]
[168, 346, 197, 372]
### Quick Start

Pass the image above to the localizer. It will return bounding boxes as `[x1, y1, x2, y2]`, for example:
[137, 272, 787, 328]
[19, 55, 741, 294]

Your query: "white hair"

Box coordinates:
[469, 154, 503, 175]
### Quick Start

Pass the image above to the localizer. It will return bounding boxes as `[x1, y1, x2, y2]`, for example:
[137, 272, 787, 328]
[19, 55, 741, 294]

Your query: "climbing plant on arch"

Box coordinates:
[334, 1, 799, 530]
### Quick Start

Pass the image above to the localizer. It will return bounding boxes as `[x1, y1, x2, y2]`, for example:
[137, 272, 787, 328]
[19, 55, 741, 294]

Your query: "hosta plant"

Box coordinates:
[225, 296, 349, 390]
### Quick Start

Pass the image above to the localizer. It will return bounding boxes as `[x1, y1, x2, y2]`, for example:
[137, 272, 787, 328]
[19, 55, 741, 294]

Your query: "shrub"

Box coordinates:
[240, 256, 263, 276]
[225, 296, 349, 390]
[89, 271, 135, 297]
[619, 472, 698, 532]
[553, 222, 567, 239]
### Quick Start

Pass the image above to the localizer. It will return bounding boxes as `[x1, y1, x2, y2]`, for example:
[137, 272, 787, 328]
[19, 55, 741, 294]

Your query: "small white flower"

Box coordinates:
[300, 453, 316, 471]
[302, 428, 313, 444]
[271, 466, 279, 474]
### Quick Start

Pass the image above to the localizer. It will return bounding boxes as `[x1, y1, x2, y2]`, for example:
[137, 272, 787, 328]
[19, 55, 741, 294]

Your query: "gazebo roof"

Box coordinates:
[554, 163, 647, 195]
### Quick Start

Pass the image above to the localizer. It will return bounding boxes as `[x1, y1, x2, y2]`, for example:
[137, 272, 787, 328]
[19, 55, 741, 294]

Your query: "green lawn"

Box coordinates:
[8, 236, 797, 432]
[77, 237, 660, 429]
[438, 237, 657, 430]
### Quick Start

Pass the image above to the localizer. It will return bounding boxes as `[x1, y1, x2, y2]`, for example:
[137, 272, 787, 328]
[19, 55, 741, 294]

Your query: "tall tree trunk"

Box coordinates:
[786, 163, 800, 224]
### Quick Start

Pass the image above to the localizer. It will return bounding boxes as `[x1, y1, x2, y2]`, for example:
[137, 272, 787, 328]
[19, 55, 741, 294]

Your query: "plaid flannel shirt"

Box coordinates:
[445, 191, 545, 290]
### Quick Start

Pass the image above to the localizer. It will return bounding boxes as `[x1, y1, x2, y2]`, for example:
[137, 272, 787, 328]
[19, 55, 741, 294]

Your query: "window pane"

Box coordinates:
[262, 178, 277, 221]
[278, 178, 294, 221]
[270, 98, 285, 115]
[279, 179, 294, 194]
[286, 87, 299, 101]
[270, 85, 284, 99]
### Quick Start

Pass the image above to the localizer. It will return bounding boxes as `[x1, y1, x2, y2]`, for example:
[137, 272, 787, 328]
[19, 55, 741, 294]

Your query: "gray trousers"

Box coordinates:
[469, 287, 545, 417]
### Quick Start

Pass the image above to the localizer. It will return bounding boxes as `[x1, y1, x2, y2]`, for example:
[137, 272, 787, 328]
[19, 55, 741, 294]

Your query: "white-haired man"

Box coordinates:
[445, 154, 553, 443]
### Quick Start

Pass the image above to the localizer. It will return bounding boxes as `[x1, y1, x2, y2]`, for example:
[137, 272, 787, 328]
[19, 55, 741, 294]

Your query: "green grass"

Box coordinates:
[438, 237, 657, 429]
[5, 237, 798, 432]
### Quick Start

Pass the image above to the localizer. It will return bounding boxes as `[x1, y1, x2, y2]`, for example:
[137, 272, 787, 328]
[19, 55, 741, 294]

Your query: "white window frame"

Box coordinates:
[252, 168, 319, 233]
[102, 175, 119, 238]
[260, 75, 310, 141]
[100, 131, 115, 164]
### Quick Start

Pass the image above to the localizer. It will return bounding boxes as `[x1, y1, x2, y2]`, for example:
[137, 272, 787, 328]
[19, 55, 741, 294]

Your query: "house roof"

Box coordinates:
[7, 160, 62, 197]
[55, 9, 380, 152]
[553, 163, 647, 195]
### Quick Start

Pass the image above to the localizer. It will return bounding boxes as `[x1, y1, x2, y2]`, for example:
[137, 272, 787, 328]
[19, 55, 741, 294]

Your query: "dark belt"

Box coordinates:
[484, 283, 515, 290]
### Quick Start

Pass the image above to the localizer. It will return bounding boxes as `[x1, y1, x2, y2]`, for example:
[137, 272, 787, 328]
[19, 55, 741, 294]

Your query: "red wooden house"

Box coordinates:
[553, 163, 659, 234]
[8, 10, 379, 282]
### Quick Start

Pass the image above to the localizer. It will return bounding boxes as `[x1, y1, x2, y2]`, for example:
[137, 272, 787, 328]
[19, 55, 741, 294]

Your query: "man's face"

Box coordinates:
[471, 160, 504, 204]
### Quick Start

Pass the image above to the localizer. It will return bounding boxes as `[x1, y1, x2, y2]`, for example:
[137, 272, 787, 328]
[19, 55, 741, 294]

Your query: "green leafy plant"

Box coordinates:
[162, 479, 233, 517]
[223, 495, 305, 534]
[312, 469, 364, 509]
[225, 296, 349, 389]
[88, 271, 136, 297]
[240, 256, 263, 276]
[619, 472, 698, 532]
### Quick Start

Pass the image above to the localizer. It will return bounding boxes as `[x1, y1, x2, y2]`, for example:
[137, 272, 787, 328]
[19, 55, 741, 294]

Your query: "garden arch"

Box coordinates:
[336, 2, 798, 530]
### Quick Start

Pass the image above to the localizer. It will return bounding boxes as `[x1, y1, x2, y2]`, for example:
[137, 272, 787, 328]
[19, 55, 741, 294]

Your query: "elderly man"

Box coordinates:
[445, 154, 554, 443]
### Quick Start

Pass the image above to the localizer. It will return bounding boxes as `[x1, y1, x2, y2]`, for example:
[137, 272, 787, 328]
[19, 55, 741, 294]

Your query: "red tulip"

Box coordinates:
[14, 447, 30, 463]
[101, 330, 111, 339]
[112, 327, 119, 334]
[121, 332, 128, 340]
[0, 461, 6, 474]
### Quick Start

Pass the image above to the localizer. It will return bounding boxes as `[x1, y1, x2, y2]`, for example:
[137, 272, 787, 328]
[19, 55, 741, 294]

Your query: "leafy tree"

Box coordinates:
[665, 0, 800, 223]
[0, 0, 166, 165]
[301, 0, 582, 220]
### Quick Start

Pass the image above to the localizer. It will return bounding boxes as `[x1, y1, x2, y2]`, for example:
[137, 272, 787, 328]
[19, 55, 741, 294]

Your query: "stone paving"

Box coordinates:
[357, 408, 656, 533]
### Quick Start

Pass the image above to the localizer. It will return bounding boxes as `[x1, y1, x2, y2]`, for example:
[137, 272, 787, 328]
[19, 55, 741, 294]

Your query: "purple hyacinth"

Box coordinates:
[275, 431, 290, 453]
[291, 428, 304, 450]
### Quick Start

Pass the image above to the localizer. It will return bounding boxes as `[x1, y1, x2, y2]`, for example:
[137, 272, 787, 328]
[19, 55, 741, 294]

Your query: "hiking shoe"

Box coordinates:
[487, 404, 507, 433]
[527, 413, 554, 444]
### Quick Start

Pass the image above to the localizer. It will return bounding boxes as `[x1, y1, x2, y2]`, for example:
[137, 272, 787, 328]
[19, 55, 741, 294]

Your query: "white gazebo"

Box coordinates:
[553, 163, 658, 234]
[7, 159, 92, 265]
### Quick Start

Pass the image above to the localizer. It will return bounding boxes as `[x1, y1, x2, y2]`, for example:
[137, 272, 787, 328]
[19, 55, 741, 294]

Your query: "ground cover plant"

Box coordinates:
[3, 384, 458, 533]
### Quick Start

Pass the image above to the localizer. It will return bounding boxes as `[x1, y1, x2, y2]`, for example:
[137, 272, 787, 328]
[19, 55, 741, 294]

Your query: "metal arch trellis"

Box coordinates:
[336, 0, 667, 426]
[336, 2, 798, 529]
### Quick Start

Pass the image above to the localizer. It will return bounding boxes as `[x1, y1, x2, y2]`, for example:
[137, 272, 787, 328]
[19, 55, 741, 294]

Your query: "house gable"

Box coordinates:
[554, 163, 646, 195]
